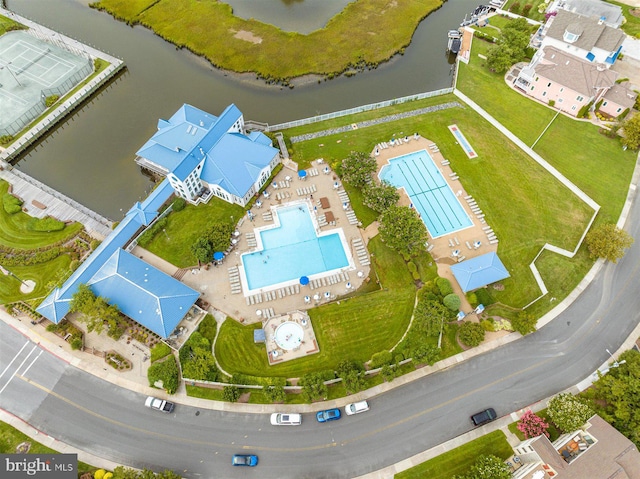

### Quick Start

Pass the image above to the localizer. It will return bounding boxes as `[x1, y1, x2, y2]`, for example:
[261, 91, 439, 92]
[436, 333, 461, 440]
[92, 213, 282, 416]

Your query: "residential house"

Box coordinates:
[135, 104, 280, 207]
[599, 82, 638, 119]
[548, 0, 624, 29]
[533, 9, 625, 66]
[507, 415, 640, 479]
[515, 46, 621, 117]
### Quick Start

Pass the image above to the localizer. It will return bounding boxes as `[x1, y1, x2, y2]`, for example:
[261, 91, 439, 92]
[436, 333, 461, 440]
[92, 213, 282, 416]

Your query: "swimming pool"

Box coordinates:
[379, 150, 473, 238]
[241, 204, 349, 291]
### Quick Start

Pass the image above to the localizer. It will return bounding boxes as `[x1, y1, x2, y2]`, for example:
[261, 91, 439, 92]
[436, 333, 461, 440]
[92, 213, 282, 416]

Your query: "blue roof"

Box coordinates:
[86, 249, 199, 338]
[137, 104, 278, 199]
[37, 179, 174, 324]
[450, 252, 510, 293]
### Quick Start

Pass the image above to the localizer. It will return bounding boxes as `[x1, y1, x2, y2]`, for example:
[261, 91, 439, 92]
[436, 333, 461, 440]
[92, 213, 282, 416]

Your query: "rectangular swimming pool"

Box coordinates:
[241, 204, 349, 291]
[379, 150, 472, 238]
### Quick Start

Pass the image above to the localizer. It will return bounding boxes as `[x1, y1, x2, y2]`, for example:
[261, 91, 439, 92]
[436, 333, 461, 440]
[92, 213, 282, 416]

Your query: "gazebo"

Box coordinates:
[450, 251, 510, 293]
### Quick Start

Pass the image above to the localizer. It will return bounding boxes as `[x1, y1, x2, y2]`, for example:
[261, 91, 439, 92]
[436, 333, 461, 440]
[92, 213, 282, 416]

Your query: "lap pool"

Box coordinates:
[379, 150, 472, 238]
[241, 204, 349, 291]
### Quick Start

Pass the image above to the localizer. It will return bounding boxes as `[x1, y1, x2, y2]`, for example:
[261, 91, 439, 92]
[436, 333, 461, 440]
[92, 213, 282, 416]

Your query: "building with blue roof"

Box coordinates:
[37, 179, 200, 339]
[450, 252, 510, 293]
[135, 104, 280, 207]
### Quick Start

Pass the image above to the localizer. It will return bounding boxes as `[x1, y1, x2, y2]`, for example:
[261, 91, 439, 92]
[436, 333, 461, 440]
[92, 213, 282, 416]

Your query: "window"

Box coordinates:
[571, 105, 577, 111]
[531, 86, 535, 91]
[560, 88, 564, 92]
[563, 30, 580, 43]
[547, 82, 552, 87]
[617, 107, 622, 113]
[543, 91, 547, 97]
[558, 98, 564, 103]
[602, 101, 608, 107]
[576, 95, 584, 102]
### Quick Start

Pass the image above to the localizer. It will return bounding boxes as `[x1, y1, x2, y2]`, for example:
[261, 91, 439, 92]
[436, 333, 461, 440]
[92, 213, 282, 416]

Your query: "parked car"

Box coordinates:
[232, 454, 258, 467]
[471, 408, 496, 426]
[345, 400, 370, 416]
[270, 413, 302, 426]
[144, 396, 175, 413]
[316, 408, 341, 423]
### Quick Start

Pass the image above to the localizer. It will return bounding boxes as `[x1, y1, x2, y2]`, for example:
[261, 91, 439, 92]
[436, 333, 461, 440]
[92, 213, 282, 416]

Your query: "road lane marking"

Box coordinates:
[0, 341, 30, 380]
[0, 344, 38, 396]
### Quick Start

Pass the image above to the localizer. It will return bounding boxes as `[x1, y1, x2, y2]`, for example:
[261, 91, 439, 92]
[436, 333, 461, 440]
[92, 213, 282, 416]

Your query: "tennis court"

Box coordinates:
[379, 149, 473, 238]
[0, 31, 92, 136]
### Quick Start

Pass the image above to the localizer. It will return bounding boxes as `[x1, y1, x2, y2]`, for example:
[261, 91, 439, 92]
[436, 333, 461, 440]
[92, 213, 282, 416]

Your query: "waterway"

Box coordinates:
[7, 0, 479, 219]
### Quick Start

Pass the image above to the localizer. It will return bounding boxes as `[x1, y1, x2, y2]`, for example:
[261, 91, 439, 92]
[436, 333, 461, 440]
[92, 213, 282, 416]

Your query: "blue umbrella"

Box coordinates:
[298, 170, 307, 178]
[213, 252, 224, 261]
[299, 276, 310, 286]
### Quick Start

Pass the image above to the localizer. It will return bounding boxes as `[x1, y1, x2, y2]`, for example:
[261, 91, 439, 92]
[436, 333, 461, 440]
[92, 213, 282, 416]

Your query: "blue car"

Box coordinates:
[316, 408, 341, 423]
[232, 454, 259, 467]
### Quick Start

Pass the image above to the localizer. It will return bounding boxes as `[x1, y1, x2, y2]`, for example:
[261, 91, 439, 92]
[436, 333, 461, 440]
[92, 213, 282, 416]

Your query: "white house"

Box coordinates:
[135, 104, 280, 207]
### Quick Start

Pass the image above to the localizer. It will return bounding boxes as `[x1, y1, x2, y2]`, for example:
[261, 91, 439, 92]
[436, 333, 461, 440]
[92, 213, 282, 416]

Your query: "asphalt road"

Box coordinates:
[1, 198, 639, 478]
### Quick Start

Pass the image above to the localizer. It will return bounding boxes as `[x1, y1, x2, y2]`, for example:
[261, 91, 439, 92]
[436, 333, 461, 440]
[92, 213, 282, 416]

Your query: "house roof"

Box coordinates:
[557, 0, 623, 28]
[450, 251, 510, 293]
[86, 249, 199, 338]
[534, 46, 617, 96]
[136, 104, 278, 198]
[546, 9, 625, 53]
[528, 415, 640, 479]
[37, 179, 174, 324]
[603, 82, 638, 109]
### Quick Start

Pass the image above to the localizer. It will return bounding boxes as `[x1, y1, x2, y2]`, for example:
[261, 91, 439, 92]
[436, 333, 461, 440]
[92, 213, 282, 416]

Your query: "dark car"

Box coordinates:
[471, 408, 497, 426]
[232, 454, 259, 467]
[316, 408, 341, 423]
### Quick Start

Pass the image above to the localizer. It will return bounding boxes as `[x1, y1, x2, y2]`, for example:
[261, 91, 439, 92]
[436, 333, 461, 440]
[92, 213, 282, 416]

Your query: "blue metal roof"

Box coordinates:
[450, 251, 510, 293]
[86, 249, 199, 338]
[36, 180, 174, 324]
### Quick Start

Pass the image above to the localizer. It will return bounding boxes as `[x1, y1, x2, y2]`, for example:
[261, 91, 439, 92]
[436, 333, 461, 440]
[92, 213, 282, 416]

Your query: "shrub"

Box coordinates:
[265, 384, 286, 403]
[578, 101, 593, 119]
[511, 311, 538, 335]
[147, 355, 180, 394]
[223, 385, 240, 402]
[103, 473, 113, 479]
[466, 292, 478, 308]
[370, 350, 393, 369]
[70, 337, 83, 350]
[517, 410, 550, 438]
[90, 239, 100, 250]
[435, 277, 453, 296]
[380, 364, 396, 382]
[172, 197, 186, 212]
[522, 4, 532, 17]
[197, 314, 217, 343]
[44, 95, 59, 108]
[509, 1, 521, 13]
[69, 259, 80, 272]
[3, 193, 23, 214]
[474, 288, 494, 306]
[548, 100, 555, 107]
[443, 293, 461, 311]
[480, 319, 495, 332]
[412, 344, 440, 365]
[458, 321, 485, 347]
[137, 217, 169, 247]
[94, 470, 106, 479]
[547, 393, 594, 432]
[0, 134, 15, 145]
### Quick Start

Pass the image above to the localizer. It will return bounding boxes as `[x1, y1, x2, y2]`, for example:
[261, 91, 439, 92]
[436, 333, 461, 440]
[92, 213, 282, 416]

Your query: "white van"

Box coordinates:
[345, 400, 370, 415]
[270, 413, 302, 425]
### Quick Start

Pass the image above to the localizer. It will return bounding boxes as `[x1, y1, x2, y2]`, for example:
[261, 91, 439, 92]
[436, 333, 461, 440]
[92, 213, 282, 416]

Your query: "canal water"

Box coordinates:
[7, 0, 479, 219]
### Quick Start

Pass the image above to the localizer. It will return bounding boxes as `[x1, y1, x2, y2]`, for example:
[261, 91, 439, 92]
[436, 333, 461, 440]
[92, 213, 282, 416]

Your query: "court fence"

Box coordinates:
[0, 59, 93, 137]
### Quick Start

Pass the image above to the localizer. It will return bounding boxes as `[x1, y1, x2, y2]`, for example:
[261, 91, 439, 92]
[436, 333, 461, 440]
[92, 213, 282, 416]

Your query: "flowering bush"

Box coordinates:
[517, 410, 550, 438]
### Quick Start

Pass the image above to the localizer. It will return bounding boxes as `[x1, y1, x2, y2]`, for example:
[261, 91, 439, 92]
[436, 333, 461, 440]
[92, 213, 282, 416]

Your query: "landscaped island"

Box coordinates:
[89, 0, 444, 84]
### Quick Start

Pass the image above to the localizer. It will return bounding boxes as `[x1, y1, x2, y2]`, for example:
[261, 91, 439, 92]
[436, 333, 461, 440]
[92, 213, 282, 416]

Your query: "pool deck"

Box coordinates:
[144, 161, 371, 326]
[374, 135, 499, 314]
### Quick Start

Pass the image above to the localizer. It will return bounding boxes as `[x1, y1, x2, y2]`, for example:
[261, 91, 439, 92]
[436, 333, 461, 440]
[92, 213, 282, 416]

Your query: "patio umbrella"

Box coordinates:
[324, 291, 331, 299]
[346, 282, 352, 289]
[298, 170, 307, 179]
[323, 166, 330, 174]
[213, 252, 224, 261]
[272, 181, 278, 188]
[313, 294, 320, 301]
[333, 181, 340, 189]
[299, 276, 310, 286]
[256, 310, 262, 317]
[343, 202, 349, 210]
[357, 271, 364, 278]
[285, 175, 292, 182]
[263, 190, 270, 198]
[304, 296, 311, 303]
[256, 200, 262, 207]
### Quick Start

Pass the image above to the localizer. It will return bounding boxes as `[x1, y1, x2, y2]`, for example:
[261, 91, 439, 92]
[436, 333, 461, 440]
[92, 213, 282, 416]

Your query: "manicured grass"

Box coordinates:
[144, 199, 244, 268]
[507, 408, 561, 442]
[284, 95, 593, 309]
[0, 181, 82, 249]
[502, 0, 548, 22]
[395, 430, 513, 479]
[457, 32, 636, 308]
[0, 420, 94, 475]
[0, 255, 71, 305]
[92, 0, 443, 80]
[606, 1, 640, 38]
[0, 14, 26, 35]
[215, 236, 417, 377]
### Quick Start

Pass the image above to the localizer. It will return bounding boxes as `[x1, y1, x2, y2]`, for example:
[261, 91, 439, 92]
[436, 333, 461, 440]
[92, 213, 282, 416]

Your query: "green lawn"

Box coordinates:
[502, 0, 548, 22]
[0, 421, 94, 475]
[395, 430, 513, 479]
[91, 0, 443, 81]
[0, 255, 71, 305]
[0, 181, 82, 249]
[144, 199, 244, 268]
[606, 1, 640, 38]
[215, 236, 418, 377]
[0, 14, 26, 35]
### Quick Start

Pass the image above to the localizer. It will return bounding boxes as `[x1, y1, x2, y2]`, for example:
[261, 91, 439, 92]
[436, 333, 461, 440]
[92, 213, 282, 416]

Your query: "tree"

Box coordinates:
[443, 293, 461, 311]
[342, 370, 366, 394]
[181, 348, 218, 381]
[585, 223, 634, 263]
[265, 384, 286, 403]
[412, 344, 441, 365]
[622, 113, 640, 150]
[207, 222, 234, 252]
[467, 455, 511, 479]
[69, 283, 122, 334]
[486, 18, 532, 73]
[517, 410, 550, 438]
[547, 393, 593, 433]
[191, 236, 214, 264]
[147, 355, 180, 394]
[583, 349, 640, 446]
[340, 151, 377, 188]
[379, 205, 428, 256]
[413, 300, 452, 337]
[301, 372, 328, 402]
[363, 182, 400, 213]
[458, 321, 485, 347]
[486, 47, 516, 74]
[511, 310, 537, 335]
[223, 385, 240, 402]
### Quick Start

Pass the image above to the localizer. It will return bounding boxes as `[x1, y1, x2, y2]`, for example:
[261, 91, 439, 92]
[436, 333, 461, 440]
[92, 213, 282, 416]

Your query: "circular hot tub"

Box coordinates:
[274, 321, 304, 351]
